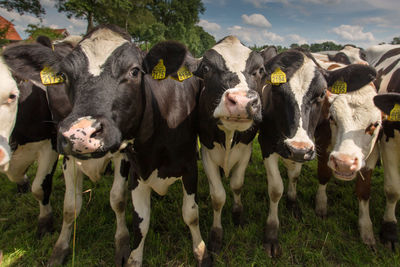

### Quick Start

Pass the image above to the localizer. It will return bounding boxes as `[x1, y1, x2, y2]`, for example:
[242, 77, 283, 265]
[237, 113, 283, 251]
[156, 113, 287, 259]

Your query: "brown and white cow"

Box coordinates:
[258, 48, 377, 257]
[44, 25, 210, 267]
[367, 44, 400, 251]
[184, 36, 275, 253]
[0, 36, 78, 237]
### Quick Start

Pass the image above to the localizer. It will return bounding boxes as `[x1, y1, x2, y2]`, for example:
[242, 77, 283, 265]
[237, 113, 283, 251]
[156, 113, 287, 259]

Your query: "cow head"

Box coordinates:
[328, 45, 368, 65]
[324, 65, 379, 181]
[189, 36, 274, 133]
[55, 25, 187, 158]
[0, 57, 19, 171]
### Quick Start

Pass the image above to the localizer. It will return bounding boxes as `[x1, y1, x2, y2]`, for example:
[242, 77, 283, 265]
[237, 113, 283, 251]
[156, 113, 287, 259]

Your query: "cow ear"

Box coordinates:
[143, 40, 187, 78]
[374, 93, 400, 115]
[260, 46, 278, 64]
[324, 64, 376, 93]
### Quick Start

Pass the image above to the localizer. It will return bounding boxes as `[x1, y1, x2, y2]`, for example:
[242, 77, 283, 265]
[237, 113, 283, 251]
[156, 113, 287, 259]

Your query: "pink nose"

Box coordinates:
[225, 91, 252, 117]
[330, 154, 358, 173]
[355, 61, 369, 66]
[62, 118, 103, 154]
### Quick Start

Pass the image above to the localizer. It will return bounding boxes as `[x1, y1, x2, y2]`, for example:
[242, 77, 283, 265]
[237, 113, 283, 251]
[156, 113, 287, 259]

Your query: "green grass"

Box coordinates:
[1, 140, 400, 266]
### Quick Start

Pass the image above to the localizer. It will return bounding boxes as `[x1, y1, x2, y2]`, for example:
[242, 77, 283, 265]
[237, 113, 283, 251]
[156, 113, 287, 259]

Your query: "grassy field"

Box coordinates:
[1, 140, 400, 266]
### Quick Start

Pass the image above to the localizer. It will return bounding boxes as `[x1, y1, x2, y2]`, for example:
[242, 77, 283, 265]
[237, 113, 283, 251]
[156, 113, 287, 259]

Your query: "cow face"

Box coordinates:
[329, 45, 368, 65]
[193, 36, 267, 132]
[262, 50, 326, 162]
[0, 57, 19, 170]
[56, 26, 187, 158]
[327, 82, 381, 181]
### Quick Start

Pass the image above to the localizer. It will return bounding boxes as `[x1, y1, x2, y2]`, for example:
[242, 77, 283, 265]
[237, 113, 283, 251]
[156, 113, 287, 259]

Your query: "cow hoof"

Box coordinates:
[263, 239, 281, 258]
[315, 207, 327, 219]
[380, 221, 398, 252]
[17, 178, 30, 193]
[232, 204, 244, 226]
[37, 213, 54, 238]
[286, 198, 302, 220]
[115, 234, 130, 267]
[47, 247, 70, 267]
[199, 252, 213, 267]
[209, 227, 223, 253]
[368, 244, 377, 254]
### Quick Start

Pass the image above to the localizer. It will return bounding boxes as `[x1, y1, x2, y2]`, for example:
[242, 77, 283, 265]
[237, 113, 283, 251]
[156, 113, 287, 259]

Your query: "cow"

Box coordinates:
[312, 44, 368, 67]
[42, 25, 210, 267]
[0, 56, 19, 171]
[258, 48, 377, 257]
[0, 36, 78, 237]
[366, 44, 400, 251]
[182, 36, 275, 253]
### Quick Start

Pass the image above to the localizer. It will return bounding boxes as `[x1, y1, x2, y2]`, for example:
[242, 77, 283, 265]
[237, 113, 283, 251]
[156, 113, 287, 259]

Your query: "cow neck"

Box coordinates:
[135, 78, 154, 142]
[218, 125, 234, 177]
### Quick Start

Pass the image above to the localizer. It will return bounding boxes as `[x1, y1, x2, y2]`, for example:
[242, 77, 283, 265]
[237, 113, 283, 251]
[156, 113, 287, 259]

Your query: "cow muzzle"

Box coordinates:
[58, 117, 104, 156]
[284, 141, 315, 162]
[0, 136, 11, 171]
[328, 153, 359, 181]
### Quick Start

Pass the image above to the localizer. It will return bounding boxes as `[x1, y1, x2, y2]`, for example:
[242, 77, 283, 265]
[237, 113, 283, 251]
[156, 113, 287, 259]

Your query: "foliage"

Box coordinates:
[56, 0, 100, 33]
[0, 23, 10, 46]
[0, 0, 44, 18]
[309, 41, 342, 52]
[1, 140, 399, 266]
[24, 24, 64, 41]
[391, 37, 400, 45]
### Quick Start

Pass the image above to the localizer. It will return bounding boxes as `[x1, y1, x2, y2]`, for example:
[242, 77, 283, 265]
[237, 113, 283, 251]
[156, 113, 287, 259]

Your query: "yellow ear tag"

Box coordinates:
[152, 59, 166, 80]
[270, 67, 287, 85]
[40, 66, 64, 85]
[331, 80, 347, 94]
[389, 104, 400, 121]
[176, 66, 193, 82]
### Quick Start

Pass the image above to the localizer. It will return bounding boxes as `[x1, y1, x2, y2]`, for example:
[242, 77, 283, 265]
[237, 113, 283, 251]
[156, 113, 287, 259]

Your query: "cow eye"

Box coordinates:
[317, 90, 326, 102]
[129, 68, 140, 78]
[202, 65, 210, 74]
[252, 67, 264, 76]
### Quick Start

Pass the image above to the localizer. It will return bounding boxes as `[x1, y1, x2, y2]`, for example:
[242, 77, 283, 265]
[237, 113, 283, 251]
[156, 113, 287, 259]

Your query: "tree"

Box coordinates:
[391, 37, 400, 45]
[25, 24, 64, 41]
[0, 0, 44, 18]
[0, 23, 10, 46]
[57, 0, 99, 33]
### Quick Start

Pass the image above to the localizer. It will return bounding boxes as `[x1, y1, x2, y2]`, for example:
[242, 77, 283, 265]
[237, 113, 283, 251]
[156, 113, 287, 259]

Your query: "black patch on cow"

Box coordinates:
[388, 68, 400, 92]
[62, 156, 68, 170]
[382, 120, 400, 141]
[42, 159, 58, 205]
[120, 159, 130, 179]
[374, 93, 400, 115]
[131, 208, 144, 250]
[328, 52, 351, 65]
[36, 36, 52, 48]
[375, 48, 400, 67]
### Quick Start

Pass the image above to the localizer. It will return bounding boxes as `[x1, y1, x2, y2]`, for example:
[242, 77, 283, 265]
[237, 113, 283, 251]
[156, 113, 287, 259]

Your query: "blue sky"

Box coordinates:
[1, 0, 399, 48]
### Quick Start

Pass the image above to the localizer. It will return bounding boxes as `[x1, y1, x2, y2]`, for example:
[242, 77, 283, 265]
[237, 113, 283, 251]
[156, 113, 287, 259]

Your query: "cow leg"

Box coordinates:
[31, 141, 58, 237]
[181, 182, 211, 266]
[48, 156, 83, 266]
[283, 159, 302, 219]
[229, 143, 252, 226]
[356, 169, 376, 250]
[381, 137, 400, 251]
[263, 153, 283, 257]
[201, 147, 225, 253]
[127, 181, 151, 267]
[5, 146, 34, 193]
[110, 154, 130, 267]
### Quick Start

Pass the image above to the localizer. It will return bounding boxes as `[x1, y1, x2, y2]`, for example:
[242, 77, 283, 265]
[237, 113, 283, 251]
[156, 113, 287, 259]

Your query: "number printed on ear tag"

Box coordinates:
[176, 66, 193, 81]
[389, 103, 400, 121]
[152, 59, 166, 80]
[40, 66, 64, 85]
[270, 67, 286, 85]
[331, 80, 347, 94]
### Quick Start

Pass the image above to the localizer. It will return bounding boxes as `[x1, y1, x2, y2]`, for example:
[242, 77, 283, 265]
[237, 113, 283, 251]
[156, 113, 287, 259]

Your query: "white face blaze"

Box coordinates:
[211, 36, 254, 132]
[80, 28, 129, 76]
[328, 83, 381, 180]
[0, 57, 19, 141]
[284, 56, 315, 149]
[341, 45, 368, 65]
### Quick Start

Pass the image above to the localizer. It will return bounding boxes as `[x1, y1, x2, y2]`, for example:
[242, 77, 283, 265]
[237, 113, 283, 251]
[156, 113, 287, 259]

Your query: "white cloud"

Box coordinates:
[41, 0, 56, 8]
[197, 19, 221, 32]
[287, 34, 308, 44]
[354, 16, 392, 28]
[242, 14, 271, 28]
[0, 8, 40, 25]
[332, 24, 375, 41]
[227, 25, 284, 46]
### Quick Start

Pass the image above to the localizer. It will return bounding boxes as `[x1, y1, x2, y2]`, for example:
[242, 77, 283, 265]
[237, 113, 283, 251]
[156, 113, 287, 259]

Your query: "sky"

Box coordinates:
[1, 0, 399, 49]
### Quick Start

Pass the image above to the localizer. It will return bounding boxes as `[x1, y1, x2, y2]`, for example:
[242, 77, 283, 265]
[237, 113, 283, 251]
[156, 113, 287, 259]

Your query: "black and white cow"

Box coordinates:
[184, 36, 275, 252]
[44, 25, 210, 266]
[367, 44, 400, 251]
[312, 44, 368, 66]
[258, 48, 377, 257]
[0, 36, 78, 237]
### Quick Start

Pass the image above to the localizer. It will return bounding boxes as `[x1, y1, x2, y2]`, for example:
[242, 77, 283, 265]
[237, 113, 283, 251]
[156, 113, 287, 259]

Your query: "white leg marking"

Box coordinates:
[264, 153, 283, 229]
[128, 181, 151, 267]
[282, 159, 302, 201]
[315, 184, 328, 217]
[201, 146, 225, 229]
[358, 199, 375, 245]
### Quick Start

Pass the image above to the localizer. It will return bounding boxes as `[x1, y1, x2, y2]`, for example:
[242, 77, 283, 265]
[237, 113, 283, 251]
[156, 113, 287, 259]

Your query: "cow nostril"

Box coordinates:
[90, 124, 103, 138]
[226, 93, 237, 106]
